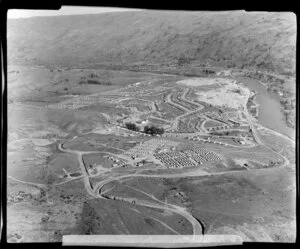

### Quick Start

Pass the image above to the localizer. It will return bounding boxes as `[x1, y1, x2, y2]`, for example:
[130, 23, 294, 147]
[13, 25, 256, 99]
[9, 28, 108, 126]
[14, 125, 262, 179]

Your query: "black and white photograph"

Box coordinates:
[4, 4, 296, 245]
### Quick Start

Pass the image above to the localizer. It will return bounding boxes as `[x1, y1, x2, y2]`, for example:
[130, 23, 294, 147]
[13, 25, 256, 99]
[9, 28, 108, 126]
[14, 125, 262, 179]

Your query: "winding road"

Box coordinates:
[56, 119, 290, 236]
[57, 141, 204, 236]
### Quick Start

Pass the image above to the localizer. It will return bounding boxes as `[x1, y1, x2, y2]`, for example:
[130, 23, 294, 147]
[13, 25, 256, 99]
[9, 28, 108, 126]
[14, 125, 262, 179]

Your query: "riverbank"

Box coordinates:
[236, 77, 294, 139]
[246, 91, 259, 119]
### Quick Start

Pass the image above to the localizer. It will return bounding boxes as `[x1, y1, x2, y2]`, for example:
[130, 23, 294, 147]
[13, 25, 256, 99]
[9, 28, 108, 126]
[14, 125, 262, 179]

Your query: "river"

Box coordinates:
[235, 77, 295, 139]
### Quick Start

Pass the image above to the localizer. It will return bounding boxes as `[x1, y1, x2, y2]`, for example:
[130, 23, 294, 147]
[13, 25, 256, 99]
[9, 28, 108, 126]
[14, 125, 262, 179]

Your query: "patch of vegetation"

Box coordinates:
[210, 130, 250, 136]
[79, 80, 112, 85]
[280, 97, 295, 129]
[79, 202, 97, 235]
[125, 122, 140, 132]
[202, 69, 215, 75]
[177, 55, 192, 66]
[144, 125, 164, 135]
[90, 73, 99, 78]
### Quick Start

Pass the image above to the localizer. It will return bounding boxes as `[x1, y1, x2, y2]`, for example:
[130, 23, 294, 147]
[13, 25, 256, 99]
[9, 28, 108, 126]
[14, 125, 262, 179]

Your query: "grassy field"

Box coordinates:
[63, 133, 148, 152]
[163, 167, 296, 241]
[82, 153, 117, 169]
[257, 129, 295, 163]
[7, 179, 89, 242]
[204, 120, 225, 128]
[8, 66, 163, 103]
[77, 198, 193, 235]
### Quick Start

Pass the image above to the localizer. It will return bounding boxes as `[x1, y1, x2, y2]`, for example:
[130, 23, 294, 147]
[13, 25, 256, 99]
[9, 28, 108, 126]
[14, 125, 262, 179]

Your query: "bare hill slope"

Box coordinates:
[7, 10, 296, 74]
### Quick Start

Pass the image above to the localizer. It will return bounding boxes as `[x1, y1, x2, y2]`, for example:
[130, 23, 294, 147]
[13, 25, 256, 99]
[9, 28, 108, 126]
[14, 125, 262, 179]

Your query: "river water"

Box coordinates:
[235, 77, 295, 139]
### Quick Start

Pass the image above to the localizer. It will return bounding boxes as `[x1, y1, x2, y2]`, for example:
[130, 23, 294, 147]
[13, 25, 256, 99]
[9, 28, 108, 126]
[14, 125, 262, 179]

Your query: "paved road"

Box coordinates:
[57, 143, 98, 198]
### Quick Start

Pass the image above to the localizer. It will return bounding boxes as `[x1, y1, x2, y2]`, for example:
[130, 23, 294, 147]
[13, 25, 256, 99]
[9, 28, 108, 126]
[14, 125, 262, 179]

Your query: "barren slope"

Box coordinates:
[7, 10, 296, 74]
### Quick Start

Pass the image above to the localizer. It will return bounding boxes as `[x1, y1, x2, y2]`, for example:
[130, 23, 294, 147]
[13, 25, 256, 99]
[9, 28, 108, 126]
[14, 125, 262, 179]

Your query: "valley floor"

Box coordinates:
[7, 66, 296, 243]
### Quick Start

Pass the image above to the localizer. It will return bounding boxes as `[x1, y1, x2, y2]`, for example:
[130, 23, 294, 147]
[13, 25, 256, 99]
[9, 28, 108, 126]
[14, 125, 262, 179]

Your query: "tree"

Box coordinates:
[177, 55, 191, 66]
[144, 125, 164, 135]
[125, 122, 140, 131]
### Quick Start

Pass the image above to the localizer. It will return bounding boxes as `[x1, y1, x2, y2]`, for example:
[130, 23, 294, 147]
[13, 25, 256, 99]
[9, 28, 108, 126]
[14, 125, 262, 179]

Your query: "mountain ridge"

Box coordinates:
[7, 10, 296, 74]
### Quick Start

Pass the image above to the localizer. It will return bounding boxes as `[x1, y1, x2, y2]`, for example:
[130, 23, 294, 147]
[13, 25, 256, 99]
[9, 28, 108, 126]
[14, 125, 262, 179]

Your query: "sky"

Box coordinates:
[7, 6, 142, 19]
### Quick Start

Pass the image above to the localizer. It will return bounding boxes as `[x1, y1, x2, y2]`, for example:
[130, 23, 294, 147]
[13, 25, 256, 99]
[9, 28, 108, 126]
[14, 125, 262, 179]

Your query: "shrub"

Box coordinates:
[125, 122, 140, 131]
[144, 125, 164, 135]
[86, 80, 112, 85]
[90, 73, 99, 78]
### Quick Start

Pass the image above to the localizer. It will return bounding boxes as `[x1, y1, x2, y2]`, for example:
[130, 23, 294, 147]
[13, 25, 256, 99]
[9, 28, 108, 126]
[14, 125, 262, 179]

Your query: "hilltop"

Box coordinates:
[7, 10, 296, 75]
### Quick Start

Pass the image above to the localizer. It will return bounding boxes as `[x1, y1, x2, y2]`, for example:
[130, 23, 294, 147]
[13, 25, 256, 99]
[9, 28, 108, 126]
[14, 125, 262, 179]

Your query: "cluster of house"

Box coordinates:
[153, 147, 222, 169]
[105, 156, 127, 167]
[205, 124, 230, 131]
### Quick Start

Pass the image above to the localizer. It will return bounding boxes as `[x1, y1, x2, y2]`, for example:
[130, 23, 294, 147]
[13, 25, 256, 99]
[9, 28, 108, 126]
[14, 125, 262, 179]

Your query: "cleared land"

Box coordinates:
[7, 21, 295, 242]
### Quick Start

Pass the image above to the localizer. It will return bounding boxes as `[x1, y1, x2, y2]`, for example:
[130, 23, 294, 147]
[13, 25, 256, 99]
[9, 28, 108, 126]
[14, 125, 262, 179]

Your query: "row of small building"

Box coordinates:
[153, 147, 222, 169]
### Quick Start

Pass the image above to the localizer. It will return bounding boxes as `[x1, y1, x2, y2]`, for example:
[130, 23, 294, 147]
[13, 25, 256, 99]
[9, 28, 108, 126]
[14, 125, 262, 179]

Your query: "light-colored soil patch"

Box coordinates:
[31, 139, 56, 146]
[91, 125, 113, 134]
[177, 78, 233, 86]
[204, 120, 224, 128]
[8, 138, 55, 150]
[233, 158, 249, 167]
[195, 80, 251, 109]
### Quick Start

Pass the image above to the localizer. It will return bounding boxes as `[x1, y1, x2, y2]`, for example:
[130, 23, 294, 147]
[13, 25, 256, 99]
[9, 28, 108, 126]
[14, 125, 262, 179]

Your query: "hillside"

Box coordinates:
[7, 10, 296, 74]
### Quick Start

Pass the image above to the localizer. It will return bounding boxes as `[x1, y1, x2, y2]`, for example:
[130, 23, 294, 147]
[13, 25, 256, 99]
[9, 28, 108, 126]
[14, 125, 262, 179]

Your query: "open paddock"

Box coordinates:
[199, 161, 235, 173]
[147, 117, 171, 126]
[203, 119, 225, 128]
[119, 99, 152, 112]
[193, 84, 221, 92]
[193, 80, 250, 109]
[176, 78, 234, 87]
[209, 129, 252, 137]
[174, 115, 205, 133]
[101, 180, 165, 205]
[20, 101, 50, 108]
[141, 93, 166, 102]
[209, 137, 248, 146]
[170, 92, 199, 110]
[224, 150, 283, 167]
[163, 101, 186, 114]
[183, 142, 283, 168]
[83, 197, 193, 235]
[188, 116, 206, 131]
[186, 166, 296, 241]
[196, 103, 220, 114]
[153, 102, 185, 120]
[176, 119, 196, 133]
[46, 95, 110, 110]
[63, 133, 147, 152]
[187, 135, 245, 147]
[8, 150, 49, 185]
[47, 152, 80, 180]
[257, 129, 295, 163]
[79, 103, 130, 116]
